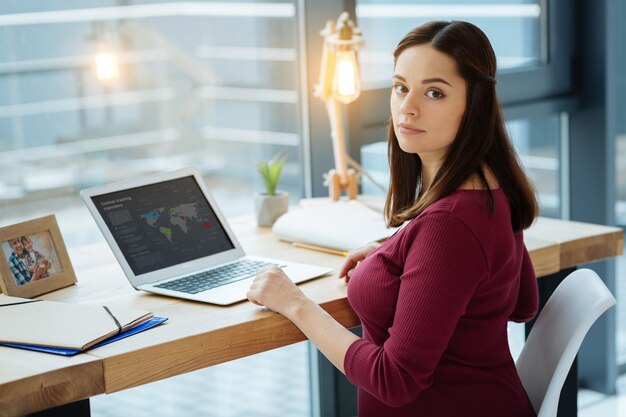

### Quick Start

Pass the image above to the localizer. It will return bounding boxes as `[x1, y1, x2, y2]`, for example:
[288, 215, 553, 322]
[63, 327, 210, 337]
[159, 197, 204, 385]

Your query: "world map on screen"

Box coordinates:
[140, 203, 213, 243]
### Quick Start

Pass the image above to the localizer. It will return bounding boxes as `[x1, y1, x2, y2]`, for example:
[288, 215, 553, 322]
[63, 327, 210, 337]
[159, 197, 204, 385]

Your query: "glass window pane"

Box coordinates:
[508, 114, 562, 219]
[0, 1, 303, 246]
[355, 0, 545, 84]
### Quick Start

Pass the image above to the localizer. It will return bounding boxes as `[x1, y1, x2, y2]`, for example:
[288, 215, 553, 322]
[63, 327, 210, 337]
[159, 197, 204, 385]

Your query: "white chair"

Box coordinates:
[515, 268, 616, 417]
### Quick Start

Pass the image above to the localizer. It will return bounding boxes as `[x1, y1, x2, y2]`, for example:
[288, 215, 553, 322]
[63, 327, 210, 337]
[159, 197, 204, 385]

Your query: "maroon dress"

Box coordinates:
[345, 189, 538, 417]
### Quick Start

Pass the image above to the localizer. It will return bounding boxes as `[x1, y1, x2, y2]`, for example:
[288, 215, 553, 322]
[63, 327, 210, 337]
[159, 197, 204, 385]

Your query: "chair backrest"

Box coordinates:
[515, 268, 616, 417]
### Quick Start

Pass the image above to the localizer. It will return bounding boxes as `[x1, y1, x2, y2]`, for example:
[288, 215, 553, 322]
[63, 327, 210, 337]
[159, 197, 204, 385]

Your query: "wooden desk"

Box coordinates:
[0, 216, 622, 417]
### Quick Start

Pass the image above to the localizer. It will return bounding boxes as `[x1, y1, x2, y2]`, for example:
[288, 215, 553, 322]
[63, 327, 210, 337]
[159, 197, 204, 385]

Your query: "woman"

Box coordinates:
[247, 21, 539, 417]
[20, 235, 52, 280]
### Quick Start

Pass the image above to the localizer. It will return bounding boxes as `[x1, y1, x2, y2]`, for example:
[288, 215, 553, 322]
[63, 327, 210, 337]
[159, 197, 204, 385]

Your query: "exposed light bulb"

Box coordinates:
[333, 50, 360, 104]
[95, 51, 119, 81]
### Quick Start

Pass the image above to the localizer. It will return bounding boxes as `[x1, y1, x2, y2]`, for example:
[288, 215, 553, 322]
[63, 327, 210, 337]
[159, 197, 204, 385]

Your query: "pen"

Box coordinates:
[292, 242, 349, 257]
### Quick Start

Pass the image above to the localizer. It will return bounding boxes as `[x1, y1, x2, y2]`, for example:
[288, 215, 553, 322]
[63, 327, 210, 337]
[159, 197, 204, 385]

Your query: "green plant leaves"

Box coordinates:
[257, 155, 285, 195]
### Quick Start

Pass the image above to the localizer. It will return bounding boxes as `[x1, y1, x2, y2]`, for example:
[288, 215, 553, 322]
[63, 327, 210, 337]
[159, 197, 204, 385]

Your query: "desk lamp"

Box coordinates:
[315, 12, 363, 201]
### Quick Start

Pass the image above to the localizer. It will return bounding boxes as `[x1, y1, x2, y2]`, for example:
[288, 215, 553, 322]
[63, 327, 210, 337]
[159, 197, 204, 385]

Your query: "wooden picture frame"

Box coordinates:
[0, 215, 76, 298]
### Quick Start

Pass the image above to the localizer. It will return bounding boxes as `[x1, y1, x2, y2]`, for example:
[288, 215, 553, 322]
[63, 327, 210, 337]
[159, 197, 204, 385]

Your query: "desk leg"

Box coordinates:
[526, 267, 578, 417]
[25, 399, 91, 417]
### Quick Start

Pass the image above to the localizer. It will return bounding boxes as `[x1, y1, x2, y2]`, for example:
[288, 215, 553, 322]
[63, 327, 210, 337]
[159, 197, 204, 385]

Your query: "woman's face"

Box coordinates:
[390, 44, 467, 162]
[21, 237, 33, 252]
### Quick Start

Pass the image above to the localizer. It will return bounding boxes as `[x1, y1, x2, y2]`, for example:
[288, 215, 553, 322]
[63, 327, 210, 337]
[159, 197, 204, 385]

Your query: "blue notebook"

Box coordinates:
[0, 316, 168, 356]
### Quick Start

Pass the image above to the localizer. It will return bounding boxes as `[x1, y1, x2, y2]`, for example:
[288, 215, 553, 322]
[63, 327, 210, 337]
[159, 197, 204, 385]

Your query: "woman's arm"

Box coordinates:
[247, 268, 359, 373]
[248, 241, 380, 372]
[509, 245, 539, 322]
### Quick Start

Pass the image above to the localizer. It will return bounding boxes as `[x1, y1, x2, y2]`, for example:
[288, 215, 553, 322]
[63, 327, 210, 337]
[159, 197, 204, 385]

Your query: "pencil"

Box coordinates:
[292, 242, 349, 257]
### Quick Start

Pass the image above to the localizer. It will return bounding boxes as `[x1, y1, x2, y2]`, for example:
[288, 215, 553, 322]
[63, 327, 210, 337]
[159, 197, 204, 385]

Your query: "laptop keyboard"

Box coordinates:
[154, 259, 281, 294]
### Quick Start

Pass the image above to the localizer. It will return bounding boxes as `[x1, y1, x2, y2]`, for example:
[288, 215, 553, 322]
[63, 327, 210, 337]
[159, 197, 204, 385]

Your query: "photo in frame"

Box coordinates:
[0, 215, 76, 298]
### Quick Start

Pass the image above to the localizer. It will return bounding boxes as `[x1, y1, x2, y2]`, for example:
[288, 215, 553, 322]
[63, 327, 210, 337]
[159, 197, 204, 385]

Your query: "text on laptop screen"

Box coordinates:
[90, 176, 235, 275]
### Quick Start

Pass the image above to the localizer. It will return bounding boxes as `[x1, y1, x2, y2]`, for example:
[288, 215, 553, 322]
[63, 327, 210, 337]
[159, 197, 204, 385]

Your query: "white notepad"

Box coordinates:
[272, 201, 397, 251]
[0, 295, 153, 350]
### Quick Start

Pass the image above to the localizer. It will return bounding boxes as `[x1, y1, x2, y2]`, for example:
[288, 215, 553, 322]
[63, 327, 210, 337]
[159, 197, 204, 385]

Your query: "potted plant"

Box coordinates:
[255, 154, 289, 227]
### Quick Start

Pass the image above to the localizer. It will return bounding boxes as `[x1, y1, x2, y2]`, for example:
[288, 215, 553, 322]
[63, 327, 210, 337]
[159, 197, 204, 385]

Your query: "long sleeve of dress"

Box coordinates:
[509, 245, 539, 322]
[343, 212, 488, 407]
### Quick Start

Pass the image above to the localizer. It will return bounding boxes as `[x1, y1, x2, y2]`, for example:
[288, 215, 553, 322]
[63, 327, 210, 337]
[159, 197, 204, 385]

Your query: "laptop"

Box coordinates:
[80, 168, 332, 305]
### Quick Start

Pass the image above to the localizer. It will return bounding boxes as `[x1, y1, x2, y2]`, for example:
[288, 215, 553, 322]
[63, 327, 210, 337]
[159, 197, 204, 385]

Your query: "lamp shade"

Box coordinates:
[316, 12, 362, 104]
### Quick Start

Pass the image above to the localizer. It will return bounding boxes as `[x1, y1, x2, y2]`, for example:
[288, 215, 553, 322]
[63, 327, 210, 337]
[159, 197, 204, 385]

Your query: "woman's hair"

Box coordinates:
[384, 21, 538, 233]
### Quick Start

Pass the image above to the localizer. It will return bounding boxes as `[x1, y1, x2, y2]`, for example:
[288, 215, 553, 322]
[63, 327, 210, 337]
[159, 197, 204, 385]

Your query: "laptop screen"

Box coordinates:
[90, 175, 235, 276]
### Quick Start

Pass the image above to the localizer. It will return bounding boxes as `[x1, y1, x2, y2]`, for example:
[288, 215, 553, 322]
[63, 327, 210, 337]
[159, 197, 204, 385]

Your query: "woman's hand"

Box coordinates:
[248, 268, 360, 375]
[32, 263, 47, 281]
[338, 243, 379, 283]
[246, 267, 311, 319]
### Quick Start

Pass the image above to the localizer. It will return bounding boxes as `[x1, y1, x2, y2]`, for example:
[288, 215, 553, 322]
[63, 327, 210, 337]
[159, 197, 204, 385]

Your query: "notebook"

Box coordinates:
[272, 200, 396, 252]
[0, 294, 154, 350]
[80, 168, 332, 305]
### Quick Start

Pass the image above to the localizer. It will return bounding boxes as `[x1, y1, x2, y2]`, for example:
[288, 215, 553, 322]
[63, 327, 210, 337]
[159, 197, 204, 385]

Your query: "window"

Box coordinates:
[356, 0, 546, 85]
[508, 114, 565, 219]
[0, 0, 305, 246]
[0, 2, 312, 417]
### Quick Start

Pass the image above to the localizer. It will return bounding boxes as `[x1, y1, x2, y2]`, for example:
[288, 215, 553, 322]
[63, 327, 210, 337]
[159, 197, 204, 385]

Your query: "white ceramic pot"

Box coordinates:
[255, 191, 288, 227]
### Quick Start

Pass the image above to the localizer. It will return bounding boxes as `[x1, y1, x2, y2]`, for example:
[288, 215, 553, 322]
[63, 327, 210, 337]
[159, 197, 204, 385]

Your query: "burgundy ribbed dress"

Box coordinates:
[345, 189, 538, 417]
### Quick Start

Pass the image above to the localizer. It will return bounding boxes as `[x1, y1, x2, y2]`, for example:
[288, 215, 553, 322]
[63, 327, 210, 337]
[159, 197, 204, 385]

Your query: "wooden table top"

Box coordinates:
[0, 215, 622, 417]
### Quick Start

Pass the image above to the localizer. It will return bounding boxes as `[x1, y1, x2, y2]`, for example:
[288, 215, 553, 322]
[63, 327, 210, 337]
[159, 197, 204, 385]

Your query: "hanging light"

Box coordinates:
[95, 49, 119, 81]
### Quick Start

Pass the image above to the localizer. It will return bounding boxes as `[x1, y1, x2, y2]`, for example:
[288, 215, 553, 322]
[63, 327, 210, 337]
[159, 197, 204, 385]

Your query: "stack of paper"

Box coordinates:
[0, 295, 165, 354]
[272, 200, 397, 252]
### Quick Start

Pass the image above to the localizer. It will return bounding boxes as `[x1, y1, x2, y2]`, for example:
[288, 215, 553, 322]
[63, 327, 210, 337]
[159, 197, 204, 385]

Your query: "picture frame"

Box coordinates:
[0, 215, 77, 298]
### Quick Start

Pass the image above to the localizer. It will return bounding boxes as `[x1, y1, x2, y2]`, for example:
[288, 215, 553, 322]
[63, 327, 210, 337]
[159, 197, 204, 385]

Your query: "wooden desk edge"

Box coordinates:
[0, 360, 104, 417]
[530, 243, 561, 278]
[99, 298, 358, 393]
[560, 230, 624, 270]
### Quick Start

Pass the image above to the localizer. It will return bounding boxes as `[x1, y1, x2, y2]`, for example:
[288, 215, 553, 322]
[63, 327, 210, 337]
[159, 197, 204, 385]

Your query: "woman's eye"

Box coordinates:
[393, 84, 408, 94]
[426, 89, 444, 99]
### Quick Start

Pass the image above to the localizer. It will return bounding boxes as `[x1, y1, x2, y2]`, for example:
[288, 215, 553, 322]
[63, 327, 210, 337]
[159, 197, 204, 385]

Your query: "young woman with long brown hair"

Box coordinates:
[247, 21, 539, 417]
